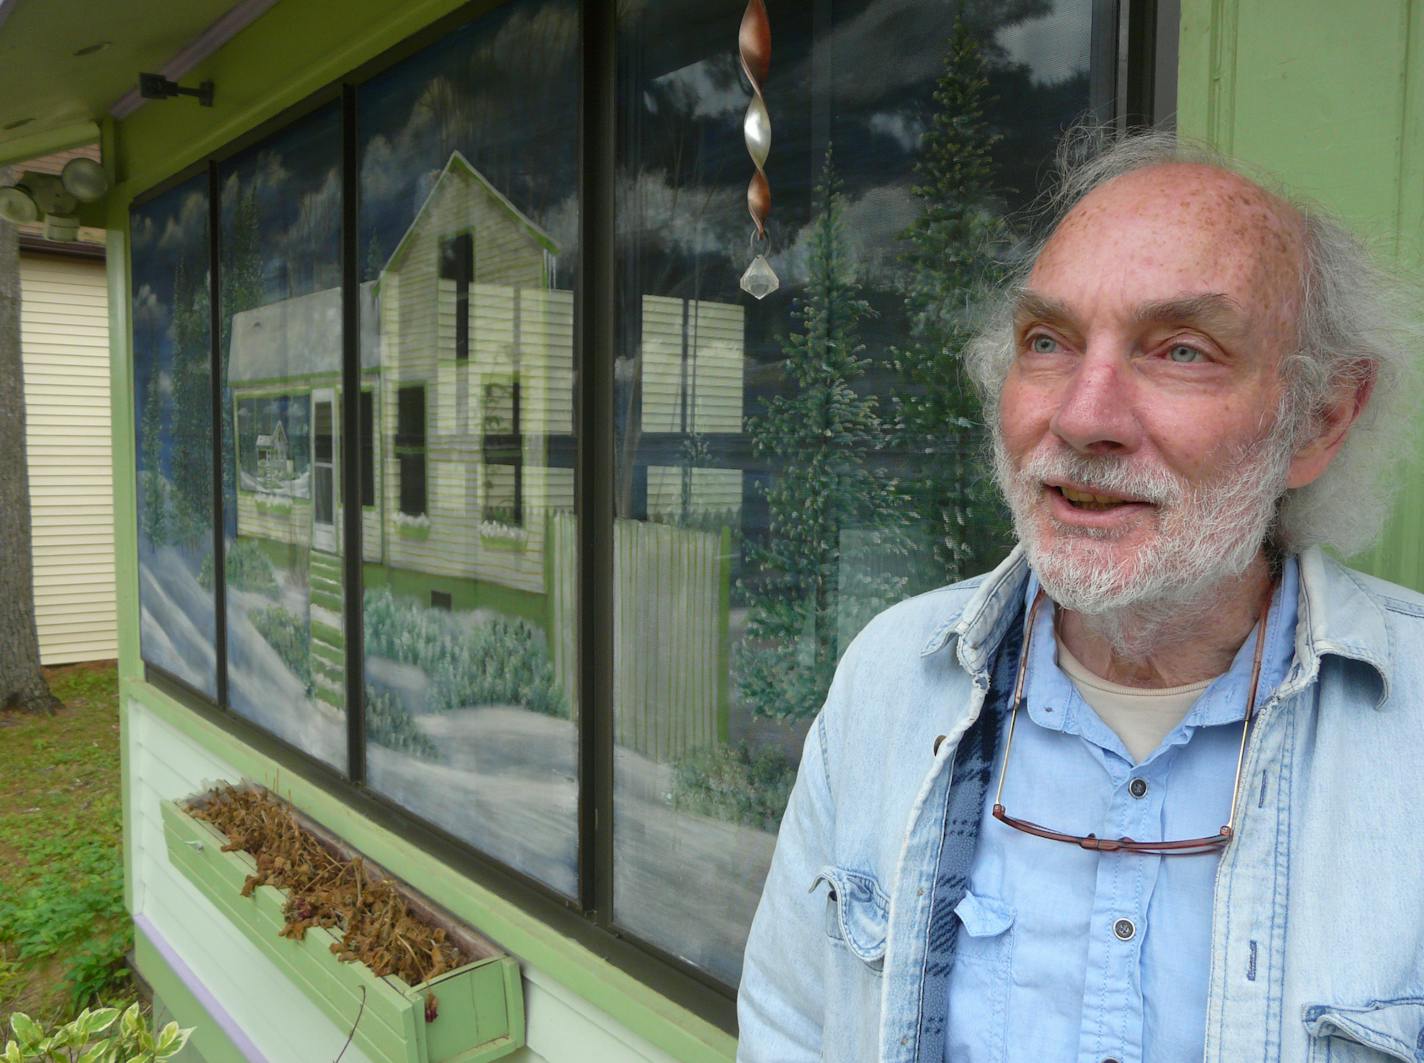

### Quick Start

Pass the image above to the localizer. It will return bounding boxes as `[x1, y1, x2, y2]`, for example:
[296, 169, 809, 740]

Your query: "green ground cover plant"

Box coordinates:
[363, 686, 437, 757]
[198, 538, 279, 594]
[0, 664, 132, 1028]
[670, 742, 797, 831]
[364, 589, 567, 718]
[248, 605, 311, 687]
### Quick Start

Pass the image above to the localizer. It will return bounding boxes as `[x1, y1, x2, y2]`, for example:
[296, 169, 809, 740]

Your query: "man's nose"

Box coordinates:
[1047, 349, 1140, 454]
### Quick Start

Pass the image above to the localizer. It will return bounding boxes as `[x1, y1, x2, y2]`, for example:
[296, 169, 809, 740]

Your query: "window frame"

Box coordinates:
[126, 0, 1152, 1028]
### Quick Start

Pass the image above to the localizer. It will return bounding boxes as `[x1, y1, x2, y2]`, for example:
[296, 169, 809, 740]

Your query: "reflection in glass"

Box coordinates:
[357, 0, 581, 896]
[132, 174, 217, 697]
[614, 1, 1096, 982]
[219, 104, 348, 770]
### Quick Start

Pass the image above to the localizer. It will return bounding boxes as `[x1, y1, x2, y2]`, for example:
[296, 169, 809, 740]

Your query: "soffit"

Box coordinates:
[0, 0, 271, 166]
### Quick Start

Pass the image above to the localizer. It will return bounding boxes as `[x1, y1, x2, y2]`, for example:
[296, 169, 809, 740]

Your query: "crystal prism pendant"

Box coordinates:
[740, 254, 780, 300]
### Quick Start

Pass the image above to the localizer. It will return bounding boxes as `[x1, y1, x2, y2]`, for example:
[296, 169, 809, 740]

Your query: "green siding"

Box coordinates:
[135, 925, 252, 1063]
[1179, 0, 1424, 591]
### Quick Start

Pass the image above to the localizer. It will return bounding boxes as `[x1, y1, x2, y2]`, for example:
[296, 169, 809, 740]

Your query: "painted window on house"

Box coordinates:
[611, 0, 1100, 983]
[439, 231, 474, 361]
[218, 103, 348, 768]
[359, 390, 376, 507]
[356, 0, 580, 898]
[132, 173, 217, 698]
[481, 377, 522, 528]
[395, 385, 427, 517]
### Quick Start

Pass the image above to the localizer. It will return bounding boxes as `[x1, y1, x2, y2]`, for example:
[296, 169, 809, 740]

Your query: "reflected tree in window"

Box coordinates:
[736, 150, 911, 725]
[893, 22, 1015, 592]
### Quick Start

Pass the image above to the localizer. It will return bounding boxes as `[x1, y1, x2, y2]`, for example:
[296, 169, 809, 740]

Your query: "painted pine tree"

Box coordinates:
[893, 22, 1014, 592]
[737, 149, 910, 723]
[167, 254, 214, 547]
[139, 368, 168, 547]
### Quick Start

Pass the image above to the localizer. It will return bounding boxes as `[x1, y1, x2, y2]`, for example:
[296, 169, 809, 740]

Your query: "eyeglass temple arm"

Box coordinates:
[1222, 584, 1274, 838]
[992, 589, 1046, 811]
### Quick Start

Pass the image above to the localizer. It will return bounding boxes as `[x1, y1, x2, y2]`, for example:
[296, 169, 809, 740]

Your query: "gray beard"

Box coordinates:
[991, 430, 1292, 651]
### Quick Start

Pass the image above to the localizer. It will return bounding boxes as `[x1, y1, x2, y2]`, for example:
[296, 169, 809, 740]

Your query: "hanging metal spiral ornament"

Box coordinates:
[738, 0, 778, 299]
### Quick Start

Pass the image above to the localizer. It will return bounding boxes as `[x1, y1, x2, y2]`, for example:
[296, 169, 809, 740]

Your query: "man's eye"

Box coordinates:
[1168, 344, 1203, 363]
[1029, 335, 1058, 354]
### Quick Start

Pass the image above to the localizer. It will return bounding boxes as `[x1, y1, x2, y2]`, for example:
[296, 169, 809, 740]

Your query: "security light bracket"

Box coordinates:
[138, 73, 215, 107]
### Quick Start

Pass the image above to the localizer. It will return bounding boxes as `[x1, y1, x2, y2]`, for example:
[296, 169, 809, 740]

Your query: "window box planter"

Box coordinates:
[396, 516, 432, 542]
[161, 796, 525, 1063]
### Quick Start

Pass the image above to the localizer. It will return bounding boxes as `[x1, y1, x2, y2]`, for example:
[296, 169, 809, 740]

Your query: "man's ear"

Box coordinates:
[1285, 363, 1376, 489]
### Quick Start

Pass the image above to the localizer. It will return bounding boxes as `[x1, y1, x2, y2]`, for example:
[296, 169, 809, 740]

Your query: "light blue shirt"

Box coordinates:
[946, 558, 1300, 1063]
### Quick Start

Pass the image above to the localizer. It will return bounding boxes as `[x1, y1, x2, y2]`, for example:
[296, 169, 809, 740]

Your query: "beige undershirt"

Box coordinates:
[1055, 631, 1215, 764]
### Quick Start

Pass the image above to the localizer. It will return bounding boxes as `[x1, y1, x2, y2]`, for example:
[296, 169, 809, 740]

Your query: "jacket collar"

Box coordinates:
[920, 544, 1391, 710]
[1291, 546, 1391, 709]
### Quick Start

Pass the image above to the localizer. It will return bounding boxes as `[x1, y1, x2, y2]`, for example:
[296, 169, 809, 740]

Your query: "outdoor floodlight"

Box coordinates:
[0, 184, 40, 224]
[60, 156, 109, 201]
[0, 164, 108, 241]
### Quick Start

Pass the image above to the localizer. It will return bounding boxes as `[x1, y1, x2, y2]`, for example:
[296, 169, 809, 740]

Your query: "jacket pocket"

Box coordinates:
[810, 865, 889, 970]
[946, 890, 1016, 1063]
[811, 867, 889, 1063]
[1303, 998, 1424, 1062]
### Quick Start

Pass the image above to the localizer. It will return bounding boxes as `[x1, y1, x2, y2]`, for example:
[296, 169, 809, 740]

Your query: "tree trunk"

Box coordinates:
[0, 166, 61, 715]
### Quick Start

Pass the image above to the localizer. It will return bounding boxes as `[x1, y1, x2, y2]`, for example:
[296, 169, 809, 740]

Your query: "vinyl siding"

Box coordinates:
[20, 251, 117, 664]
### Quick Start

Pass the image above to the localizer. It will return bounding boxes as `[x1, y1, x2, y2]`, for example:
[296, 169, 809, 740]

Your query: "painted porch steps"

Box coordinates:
[308, 550, 346, 711]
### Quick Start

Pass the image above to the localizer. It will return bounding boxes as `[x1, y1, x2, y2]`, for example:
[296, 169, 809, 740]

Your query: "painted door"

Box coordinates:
[312, 388, 339, 553]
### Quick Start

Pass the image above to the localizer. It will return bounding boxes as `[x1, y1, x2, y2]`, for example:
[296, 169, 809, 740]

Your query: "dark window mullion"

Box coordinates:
[342, 82, 367, 785]
[208, 161, 228, 710]
[577, 0, 616, 920]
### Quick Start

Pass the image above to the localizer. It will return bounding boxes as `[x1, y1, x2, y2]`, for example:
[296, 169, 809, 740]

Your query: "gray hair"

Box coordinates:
[964, 125, 1422, 556]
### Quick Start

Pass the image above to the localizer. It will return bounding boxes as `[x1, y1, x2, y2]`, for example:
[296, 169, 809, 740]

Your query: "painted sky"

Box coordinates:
[131, 172, 210, 383]
[356, 0, 579, 281]
[220, 101, 342, 304]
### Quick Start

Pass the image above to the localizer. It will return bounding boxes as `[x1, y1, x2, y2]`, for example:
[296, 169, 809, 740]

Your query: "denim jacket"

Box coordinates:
[737, 545, 1424, 1063]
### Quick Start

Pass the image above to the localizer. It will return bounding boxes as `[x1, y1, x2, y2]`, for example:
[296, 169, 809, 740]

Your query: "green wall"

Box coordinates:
[1179, 0, 1424, 591]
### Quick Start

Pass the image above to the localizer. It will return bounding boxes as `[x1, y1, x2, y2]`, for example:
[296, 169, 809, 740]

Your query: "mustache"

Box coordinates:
[1016, 447, 1184, 507]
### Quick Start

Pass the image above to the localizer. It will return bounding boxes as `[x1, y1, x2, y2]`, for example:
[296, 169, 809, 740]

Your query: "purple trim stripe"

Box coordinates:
[134, 913, 268, 1062]
[108, 0, 280, 119]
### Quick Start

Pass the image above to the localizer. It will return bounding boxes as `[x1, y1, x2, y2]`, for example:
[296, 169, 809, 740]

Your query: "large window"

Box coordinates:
[217, 103, 348, 769]
[129, 0, 1115, 1008]
[610, 1, 1101, 984]
[356, 0, 579, 897]
[132, 173, 216, 699]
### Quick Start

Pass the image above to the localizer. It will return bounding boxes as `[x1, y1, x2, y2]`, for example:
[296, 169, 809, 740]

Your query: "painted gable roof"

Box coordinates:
[380, 150, 559, 276]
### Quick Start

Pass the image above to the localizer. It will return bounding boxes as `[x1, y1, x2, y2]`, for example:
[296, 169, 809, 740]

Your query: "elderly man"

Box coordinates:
[737, 129, 1424, 1063]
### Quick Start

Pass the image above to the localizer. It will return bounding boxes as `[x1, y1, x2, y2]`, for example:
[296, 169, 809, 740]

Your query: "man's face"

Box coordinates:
[995, 163, 1308, 612]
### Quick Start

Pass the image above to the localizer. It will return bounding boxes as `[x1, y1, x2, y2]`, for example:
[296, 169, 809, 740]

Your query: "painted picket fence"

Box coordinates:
[547, 511, 730, 761]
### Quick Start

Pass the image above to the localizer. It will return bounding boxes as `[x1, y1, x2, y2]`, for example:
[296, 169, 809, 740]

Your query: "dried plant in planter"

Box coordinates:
[188, 784, 468, 987]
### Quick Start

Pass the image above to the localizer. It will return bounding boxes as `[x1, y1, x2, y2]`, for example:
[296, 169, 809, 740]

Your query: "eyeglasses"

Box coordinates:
[990, 584, 1273, 856]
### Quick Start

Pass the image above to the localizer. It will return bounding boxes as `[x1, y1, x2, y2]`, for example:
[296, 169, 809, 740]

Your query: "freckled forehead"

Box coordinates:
[1033, 163, 1306, 324]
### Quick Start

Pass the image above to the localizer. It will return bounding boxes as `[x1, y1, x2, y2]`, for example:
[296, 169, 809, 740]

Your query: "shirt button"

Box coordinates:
[1113, 918, 1136, 941]
[1129, 777, 1148, 799]
[1102, 1058, 1122, 1063]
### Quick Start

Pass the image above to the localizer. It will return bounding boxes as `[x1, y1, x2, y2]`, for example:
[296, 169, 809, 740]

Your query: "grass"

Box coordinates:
[0, 661, 132, 1030]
